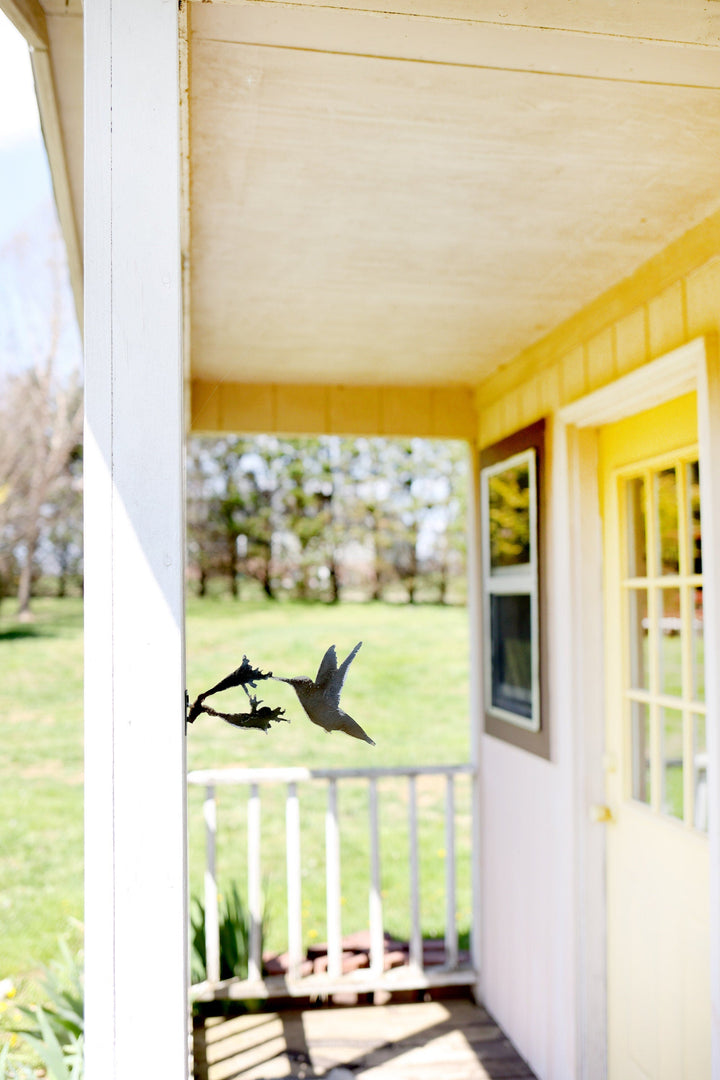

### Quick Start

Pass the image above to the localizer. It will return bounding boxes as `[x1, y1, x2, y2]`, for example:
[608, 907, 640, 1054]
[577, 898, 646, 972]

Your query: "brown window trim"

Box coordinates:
[480, 418, 549, 760]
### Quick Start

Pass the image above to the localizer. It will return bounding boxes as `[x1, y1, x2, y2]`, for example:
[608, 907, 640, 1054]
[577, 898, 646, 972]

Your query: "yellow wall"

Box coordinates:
[191, 379, 477, 440]
[477, 209, 720, 447]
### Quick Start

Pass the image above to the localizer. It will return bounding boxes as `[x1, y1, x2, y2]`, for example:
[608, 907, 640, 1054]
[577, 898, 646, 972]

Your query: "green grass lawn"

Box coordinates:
[0, 595, 472, 1000]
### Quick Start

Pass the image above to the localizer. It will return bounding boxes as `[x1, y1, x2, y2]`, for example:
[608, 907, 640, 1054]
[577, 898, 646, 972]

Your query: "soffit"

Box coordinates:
[187, 1, 720, 388]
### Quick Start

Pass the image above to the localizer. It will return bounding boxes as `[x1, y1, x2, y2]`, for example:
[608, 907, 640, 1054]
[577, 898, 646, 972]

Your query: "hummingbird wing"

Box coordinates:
[324, 641, 362, 707]
[315, 645, 338, 691]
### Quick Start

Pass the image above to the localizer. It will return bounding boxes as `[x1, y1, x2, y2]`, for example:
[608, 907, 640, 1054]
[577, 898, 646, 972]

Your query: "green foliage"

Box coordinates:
[16, 937, 83, 1046]
[2, 936, 83, 1079]
[488, 463, 531, 567]
[186, 435, 468, 603]
[16, 1007, 82, 1080]
[190, 883, 261, 984]
[0, 1039, 36, 1080]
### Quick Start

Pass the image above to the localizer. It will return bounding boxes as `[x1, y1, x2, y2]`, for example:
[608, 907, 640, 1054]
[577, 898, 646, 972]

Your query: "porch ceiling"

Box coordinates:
[188, 1, 720, 389]
[8, 0, 720, 393]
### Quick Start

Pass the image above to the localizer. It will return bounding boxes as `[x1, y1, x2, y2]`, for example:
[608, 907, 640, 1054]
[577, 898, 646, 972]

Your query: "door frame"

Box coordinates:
[554, 335, 720, 1080]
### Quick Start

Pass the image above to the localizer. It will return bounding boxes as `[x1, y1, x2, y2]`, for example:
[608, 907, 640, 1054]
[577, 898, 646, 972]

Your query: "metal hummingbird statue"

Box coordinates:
[275, 642, 376, 746]
[186, 644, 375, 746]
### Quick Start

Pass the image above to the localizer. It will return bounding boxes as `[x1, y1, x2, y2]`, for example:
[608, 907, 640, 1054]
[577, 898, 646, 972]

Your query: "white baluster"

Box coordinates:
[408, 775, 422, 969]
[369, 777, 384, 975]
[203, 785, 220, 985]
[248, 783, 262, 983]
[326, 778, 342, 979]
[286, 782, 303, 981]
[445, 774, 458, 969]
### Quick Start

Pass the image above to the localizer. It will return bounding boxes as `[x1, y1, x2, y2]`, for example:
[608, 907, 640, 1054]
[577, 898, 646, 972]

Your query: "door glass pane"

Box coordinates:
[490, 593, 532, 719]
[628, 588, 649, 691]
[693, 713, 708, 832]
[659, 588, 681, 697]
[656, 468, 679, 575]
[488, 459, 532, 569]
[627, 476, 647, 577]
[631, 701, 651, 805]
[661, 707, 684, 820]
[687, 460, 702, 574]
[693, 587, 704, 703]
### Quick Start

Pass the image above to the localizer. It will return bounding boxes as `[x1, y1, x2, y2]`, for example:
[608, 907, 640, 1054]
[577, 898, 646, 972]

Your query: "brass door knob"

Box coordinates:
[589, 804, 615, 824]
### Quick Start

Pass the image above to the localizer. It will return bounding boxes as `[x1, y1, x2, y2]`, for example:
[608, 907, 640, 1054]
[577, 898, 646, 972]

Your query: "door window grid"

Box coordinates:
[620, 451, 706, 831]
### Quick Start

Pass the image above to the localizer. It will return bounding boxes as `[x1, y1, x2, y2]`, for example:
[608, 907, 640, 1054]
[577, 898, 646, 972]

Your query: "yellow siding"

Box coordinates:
[190, 380, 477, 440]
[329, 386, 381, 434]
[647, 281, 686, 358]
[586, 327, 615, 391]
[477, 210, 720, 447]
[614, 308, 647, 376]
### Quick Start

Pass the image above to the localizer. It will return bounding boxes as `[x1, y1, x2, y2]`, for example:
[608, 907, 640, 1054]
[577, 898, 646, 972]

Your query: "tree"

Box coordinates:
[0, 220, 83, 617]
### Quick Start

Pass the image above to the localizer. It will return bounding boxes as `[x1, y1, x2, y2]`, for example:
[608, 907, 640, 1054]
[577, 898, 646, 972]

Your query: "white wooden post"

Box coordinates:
[368, 777, 385, 975]
[408, 775, 422, 969]
[697, 342, 720, 1080]
[83, 0, 186, 1075]
[286, 782, 303, 981]
[466, 440, 484, 996]
[444, 774, 458, 969]
[248, 784, 262, 983]
[326, 778, 342, 978]
[204, 786, 220, 985]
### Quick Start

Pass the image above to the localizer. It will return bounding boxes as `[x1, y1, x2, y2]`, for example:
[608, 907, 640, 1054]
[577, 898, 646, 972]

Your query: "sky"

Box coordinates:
[0, 13, 47, 242]
[0, 12, 82, 374]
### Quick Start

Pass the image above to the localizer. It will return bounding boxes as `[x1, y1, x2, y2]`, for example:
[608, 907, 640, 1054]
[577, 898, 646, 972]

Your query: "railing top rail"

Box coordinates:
[188, 763, 475, 786]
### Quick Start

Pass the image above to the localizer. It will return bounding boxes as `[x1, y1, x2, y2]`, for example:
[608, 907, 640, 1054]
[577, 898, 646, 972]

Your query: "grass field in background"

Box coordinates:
[0, 595, 471, 997]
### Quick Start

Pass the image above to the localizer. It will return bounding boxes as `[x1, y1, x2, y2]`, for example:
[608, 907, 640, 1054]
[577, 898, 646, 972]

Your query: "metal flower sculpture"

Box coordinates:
[186, 656, 286, 732]
[187, 644, 375, 745]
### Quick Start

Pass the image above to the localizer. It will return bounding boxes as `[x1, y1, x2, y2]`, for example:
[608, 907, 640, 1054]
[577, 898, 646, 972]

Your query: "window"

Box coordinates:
[622, 452, 706, 829]
[480, 421, 548, 757]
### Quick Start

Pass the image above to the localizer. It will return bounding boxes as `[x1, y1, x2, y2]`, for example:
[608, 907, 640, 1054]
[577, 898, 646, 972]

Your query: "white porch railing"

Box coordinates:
[188, 764, 477, 1002]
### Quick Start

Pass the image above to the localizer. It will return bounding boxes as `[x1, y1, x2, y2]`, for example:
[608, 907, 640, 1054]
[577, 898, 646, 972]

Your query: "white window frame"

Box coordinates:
[481, 447, 541, 733]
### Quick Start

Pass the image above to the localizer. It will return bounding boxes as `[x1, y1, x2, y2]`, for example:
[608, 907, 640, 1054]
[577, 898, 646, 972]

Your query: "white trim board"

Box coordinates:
[554, 333, 720, 1079]
[559, 338, 704, 428]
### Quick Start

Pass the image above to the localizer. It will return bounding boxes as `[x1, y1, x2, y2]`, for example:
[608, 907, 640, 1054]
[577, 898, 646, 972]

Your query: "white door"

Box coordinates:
[600, 393, 710, 1080]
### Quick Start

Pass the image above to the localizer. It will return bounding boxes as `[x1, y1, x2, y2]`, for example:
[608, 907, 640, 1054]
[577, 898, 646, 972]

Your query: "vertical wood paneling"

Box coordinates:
[519, 375, 541, 429]
[276, 385, 327, 434]
[222, 383, 275, 433]
[539, 364, 561, 416]
[687, 257, 720, 339]
[329, 386, 381, 434]
[561, 345, 587, 404]
[383, 387, 432, 436]
[648, 281, 685, 358]
[614, 308, 648, 376]
[586, 327, 615, 391]
[432, 386, 476, 437]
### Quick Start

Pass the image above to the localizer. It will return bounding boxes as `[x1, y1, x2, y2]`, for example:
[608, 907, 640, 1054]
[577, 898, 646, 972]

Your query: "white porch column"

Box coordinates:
[83, 0, 187, 1076]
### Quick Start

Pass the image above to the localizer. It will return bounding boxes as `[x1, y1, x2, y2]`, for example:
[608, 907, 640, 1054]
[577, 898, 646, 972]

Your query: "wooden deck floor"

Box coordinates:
[192, 997, 537, 1080]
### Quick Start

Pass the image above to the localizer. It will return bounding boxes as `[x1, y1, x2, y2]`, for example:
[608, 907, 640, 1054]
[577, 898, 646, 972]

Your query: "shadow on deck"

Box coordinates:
[192, 994, 537, 1080]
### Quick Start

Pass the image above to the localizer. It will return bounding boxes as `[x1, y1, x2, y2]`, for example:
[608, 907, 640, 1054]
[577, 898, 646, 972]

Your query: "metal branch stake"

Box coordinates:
[186, 656, 287, 733]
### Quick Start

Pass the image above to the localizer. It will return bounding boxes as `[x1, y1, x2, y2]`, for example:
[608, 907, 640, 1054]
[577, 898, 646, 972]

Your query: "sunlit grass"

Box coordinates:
[1, 595, 471, 994]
